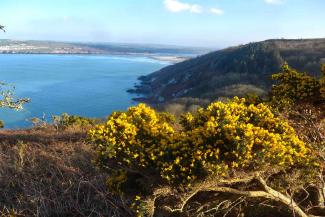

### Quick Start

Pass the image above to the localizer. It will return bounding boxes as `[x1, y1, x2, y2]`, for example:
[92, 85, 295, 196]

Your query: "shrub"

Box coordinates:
[179, 97, 310, 174]
[271, 63, 320, 106]
[89, 104, 175, 179]
[243, 93, 264, 105]
[0, 82, 29, 110]
[89, 99, 310, 187]
[52, 113, 98, 130]
[29, 117, 48, 128]
[0, 82, 29, 127]
[320, 64, 325, 98]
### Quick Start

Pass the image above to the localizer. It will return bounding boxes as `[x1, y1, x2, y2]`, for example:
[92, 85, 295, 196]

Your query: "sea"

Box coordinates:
[0, 54, 169, 128]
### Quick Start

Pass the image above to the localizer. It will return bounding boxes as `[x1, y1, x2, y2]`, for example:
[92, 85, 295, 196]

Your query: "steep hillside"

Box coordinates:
[132, 39, 325, 102]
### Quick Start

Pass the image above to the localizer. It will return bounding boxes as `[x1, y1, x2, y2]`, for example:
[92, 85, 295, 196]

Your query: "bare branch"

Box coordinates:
[256, 176, 309, 217]
[0, 25, 5, 32]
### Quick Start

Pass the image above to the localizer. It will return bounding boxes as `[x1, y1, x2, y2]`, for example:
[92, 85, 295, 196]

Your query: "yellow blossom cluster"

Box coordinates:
[89, 104, 175, 169]
[271, 63, 320, 106]
[89, 99, 310, 185]
[179, 97, 310, 175]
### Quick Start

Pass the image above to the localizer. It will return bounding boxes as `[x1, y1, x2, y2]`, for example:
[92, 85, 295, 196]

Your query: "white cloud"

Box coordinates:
[164, 0, 202, 13]
[210, 8, 224, 15]
[265, 0, 285, 4]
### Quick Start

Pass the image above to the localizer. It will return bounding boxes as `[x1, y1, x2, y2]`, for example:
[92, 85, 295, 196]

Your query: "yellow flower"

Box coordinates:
[89, 98, 310, 185]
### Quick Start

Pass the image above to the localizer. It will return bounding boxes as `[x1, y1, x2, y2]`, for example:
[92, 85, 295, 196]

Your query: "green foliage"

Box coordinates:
[52, 113, 98, 130]
[89, 99, 310, 192]
[131, 195, 146, 217]
[271, 63, 321, 107]
[135, 39, 325, 102]
[320, 64, 325, 98]
[243, 93, 264, 105]
[212, 84, 267, 99]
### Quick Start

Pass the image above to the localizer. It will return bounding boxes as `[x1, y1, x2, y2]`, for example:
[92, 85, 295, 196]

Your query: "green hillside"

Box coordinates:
[133, 39, 325, 102]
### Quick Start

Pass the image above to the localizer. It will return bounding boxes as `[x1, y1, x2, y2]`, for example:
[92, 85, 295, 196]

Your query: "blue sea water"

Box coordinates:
[0, 54, 168, 128]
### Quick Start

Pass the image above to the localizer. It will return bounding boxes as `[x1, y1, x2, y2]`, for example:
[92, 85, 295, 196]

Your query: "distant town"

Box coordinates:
[0, 40, 98, 54]
[0, 39, 209, 63]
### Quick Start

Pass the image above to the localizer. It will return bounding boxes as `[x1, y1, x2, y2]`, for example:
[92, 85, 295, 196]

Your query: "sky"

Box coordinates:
[0, 0, 325, 48]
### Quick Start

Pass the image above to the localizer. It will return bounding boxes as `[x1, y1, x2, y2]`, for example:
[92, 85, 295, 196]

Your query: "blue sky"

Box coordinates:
[0, 0, 324, 48]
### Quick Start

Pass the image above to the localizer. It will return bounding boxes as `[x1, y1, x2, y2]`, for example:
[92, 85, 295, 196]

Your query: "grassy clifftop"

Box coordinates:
[0, 127, 128, 216]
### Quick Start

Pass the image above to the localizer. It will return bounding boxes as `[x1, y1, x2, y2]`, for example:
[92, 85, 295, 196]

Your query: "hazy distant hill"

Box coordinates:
[132, 39, 325, 102]
[0, 39, 209, 59]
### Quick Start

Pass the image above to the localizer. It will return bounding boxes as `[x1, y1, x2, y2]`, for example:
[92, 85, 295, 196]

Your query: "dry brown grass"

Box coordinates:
[0, 126, 130, 217]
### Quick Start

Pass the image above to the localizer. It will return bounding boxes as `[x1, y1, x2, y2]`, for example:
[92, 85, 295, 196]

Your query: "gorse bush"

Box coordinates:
[180, 97, 310, 170]
[89, 98, 310, 188]
[88, 63, 324, 217]
[271, 63, 320, 106]
[320, 64, 325, 98]
[89, 104, 176, 182]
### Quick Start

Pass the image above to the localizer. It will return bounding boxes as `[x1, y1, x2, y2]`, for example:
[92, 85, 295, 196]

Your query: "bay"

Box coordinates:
[0, 54, 168, 128]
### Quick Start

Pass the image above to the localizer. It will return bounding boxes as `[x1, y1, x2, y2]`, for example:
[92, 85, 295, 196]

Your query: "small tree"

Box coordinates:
[0, 26, 29, 127]
[0, 82, 29, 110]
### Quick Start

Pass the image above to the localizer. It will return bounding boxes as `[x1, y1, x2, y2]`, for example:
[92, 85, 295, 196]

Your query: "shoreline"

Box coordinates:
[148, 55, 189, 63]
[0, 52, 188, 64]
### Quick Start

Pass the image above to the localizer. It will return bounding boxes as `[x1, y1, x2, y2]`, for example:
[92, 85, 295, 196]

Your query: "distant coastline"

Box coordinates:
[148, 55, 189, 63]
[0, 39, 207, 63]
[0, 52, 189, 64]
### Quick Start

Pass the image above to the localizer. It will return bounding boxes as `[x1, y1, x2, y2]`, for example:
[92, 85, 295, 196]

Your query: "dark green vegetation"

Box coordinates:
[133, 39, 325, 103]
